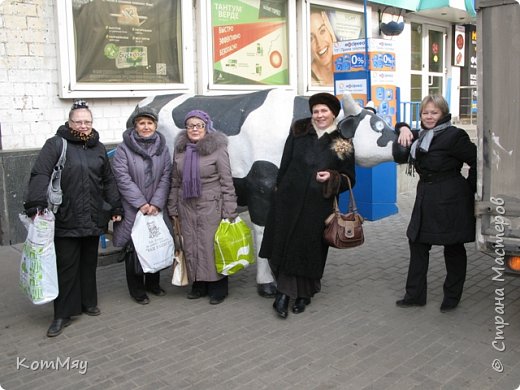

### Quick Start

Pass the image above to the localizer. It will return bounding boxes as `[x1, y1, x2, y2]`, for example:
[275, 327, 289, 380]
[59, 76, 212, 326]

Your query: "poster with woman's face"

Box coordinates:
[309, 5, 364, 87]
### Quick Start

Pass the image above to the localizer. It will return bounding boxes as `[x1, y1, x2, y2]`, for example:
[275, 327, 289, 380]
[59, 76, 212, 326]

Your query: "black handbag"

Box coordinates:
[323, 175, 364, 249]
[119, 241, 143, 276]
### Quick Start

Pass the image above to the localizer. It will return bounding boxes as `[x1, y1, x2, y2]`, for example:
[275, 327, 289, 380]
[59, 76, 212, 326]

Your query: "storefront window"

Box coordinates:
[57, 0, 191, 97]
[73, 0, 182, 83]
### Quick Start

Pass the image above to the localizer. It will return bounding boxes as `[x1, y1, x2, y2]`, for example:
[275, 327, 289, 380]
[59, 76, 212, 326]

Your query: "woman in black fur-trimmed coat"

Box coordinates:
[395, 94, 476, 313]
[259, 93, 355, 318]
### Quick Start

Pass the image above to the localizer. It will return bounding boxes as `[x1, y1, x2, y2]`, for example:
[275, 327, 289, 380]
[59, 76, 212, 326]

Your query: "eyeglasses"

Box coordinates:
[186, 123, 205, 130]
[70, 120, 92, 126]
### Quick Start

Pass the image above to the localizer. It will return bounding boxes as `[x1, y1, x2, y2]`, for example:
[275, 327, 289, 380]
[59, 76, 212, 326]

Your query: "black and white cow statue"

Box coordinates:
[127, 89, 408, 297]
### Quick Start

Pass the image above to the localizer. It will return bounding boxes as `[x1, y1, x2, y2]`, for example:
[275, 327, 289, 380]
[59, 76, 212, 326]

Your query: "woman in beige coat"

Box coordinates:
[167, 110, 238, 304]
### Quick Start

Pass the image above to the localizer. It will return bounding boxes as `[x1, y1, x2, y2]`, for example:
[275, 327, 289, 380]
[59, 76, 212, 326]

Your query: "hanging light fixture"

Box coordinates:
[379, 7, 405, 36]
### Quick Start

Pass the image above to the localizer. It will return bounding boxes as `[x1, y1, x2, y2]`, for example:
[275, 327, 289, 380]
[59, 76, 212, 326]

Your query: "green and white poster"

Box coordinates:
[212, 0, 289, 85]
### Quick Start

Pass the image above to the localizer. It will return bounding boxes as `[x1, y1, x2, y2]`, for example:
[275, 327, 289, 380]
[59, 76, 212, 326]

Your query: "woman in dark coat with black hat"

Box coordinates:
[259, 92, 356, 318]
[396, 94, 476, 313]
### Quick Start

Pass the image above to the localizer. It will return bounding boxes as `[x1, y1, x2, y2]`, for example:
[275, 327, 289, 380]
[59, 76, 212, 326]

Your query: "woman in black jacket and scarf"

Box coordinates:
[259, 93, 356, 318]
[396, 94, 476, 313]
[24, 100, 122, 337]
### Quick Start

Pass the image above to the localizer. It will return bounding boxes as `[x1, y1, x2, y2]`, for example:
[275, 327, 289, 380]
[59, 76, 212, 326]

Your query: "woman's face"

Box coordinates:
[68, 108, 93, 136]
[185, 117, 207, 143]
[421, 102, 443, 129]
[135, 116, 157, 138]
[310, 12, 333, 68]
[312, 104, 335, 130]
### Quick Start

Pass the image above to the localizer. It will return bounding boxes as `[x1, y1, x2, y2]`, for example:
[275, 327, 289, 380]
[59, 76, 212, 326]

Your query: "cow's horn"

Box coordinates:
[342, 92, 362, 117]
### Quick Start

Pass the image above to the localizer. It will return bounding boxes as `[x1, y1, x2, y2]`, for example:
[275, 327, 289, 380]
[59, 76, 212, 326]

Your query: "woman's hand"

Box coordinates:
[140, 203, 159, 215]
[112, 215, 122, 222]
[316, 171, 331, 183]
[148, 205, 159, 216]
[139, 203, 151, 215]
[398, 126, 414, 147]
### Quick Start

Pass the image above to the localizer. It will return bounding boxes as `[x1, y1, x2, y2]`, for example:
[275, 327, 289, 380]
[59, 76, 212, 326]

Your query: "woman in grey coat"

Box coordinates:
[112, 108, 172, 305]
[167, 110, 238, 305]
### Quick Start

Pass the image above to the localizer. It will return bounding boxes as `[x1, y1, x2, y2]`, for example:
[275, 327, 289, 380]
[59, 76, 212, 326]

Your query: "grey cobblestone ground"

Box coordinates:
[1, 192, 520, 389]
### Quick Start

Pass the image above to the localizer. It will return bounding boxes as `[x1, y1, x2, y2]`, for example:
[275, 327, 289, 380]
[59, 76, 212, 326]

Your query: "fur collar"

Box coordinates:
[175, 130, 228, 156]
[290, 117, 353, 159]
[291, 117, 338, 137]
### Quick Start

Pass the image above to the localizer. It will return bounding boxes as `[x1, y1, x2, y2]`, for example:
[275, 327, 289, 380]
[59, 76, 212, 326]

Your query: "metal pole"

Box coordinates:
[363, 0, 371, 101]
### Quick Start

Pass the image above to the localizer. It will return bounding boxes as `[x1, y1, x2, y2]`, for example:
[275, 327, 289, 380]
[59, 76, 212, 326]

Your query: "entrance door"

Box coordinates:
[410, 23, 446, 102]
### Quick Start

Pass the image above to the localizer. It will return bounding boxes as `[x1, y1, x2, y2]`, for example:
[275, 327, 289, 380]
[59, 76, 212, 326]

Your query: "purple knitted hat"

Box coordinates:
[184, 110, 216, 132]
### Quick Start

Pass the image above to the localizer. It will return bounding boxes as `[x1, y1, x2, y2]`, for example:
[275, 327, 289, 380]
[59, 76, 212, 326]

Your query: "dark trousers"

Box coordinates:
[124, 257, 161, 300]
[404, 240, 467, 305]
[53, 236, 99, 319]
[191, 277, 228, 298]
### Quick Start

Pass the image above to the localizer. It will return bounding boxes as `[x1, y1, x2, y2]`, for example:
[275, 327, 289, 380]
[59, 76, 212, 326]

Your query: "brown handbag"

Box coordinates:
[323, 175, 364, 249]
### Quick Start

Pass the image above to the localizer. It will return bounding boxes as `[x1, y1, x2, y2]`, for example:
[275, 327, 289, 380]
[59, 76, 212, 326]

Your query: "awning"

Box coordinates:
[368, 0, 418, 11]
[368, 0, 476, 20]
[418, 0, 476, 16]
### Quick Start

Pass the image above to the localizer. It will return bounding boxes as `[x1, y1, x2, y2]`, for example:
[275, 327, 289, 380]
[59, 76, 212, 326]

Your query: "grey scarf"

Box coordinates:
[410, 120, 452, 159]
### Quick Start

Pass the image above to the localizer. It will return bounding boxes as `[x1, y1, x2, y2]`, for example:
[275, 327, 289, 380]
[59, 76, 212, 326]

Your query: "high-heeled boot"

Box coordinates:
[273, 293, 289, 319]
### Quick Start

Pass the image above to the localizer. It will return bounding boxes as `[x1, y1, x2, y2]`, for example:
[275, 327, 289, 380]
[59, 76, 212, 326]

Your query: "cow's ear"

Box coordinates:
[338, 117, 356, 139]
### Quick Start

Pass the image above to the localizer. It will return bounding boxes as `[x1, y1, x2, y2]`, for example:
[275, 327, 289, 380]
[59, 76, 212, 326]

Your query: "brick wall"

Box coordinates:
[0, 0, 139, 151]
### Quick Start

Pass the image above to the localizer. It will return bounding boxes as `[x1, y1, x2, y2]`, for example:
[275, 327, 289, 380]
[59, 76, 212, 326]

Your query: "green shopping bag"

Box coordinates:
[214, 217, 255, 276]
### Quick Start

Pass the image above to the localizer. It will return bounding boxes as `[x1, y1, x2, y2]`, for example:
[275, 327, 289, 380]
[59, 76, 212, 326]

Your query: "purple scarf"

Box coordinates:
[182, 143, 201, 199]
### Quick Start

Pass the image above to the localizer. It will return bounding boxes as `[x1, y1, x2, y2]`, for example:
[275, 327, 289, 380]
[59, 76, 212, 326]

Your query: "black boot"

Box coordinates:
[292, 297, 311, 314]
[273, 293, 289, 319]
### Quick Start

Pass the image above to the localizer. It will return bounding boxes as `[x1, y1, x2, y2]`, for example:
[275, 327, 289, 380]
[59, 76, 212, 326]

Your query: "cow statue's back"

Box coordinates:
[127, 89, 408, 297]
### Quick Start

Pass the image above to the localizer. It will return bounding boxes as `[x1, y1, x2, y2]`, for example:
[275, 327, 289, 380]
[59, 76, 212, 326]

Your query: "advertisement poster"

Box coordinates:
[310, 5, 364, 87]
[212, 0, 289, 85]
[371, 72, 397, 126]
[72, 0, 182, 84]
[333, 39, 396, 73]
[334, 72, 368, 106]
[460, 25, 477, 116]
[333, 39, 397, 126]
[453, 25, 466, 67]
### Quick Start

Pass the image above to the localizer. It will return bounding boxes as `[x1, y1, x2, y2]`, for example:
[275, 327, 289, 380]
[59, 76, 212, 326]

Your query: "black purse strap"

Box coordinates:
[340, 174, 358, 214]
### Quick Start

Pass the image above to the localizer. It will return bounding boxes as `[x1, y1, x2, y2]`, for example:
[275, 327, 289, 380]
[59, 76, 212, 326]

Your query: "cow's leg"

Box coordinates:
[251, 224, 277, 297]
[243, 161, 279, 298]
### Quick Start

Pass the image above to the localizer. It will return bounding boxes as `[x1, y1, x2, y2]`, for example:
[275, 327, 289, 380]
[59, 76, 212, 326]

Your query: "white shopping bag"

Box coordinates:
[131, 211, 174, 273]
[19, 210, 59, 304]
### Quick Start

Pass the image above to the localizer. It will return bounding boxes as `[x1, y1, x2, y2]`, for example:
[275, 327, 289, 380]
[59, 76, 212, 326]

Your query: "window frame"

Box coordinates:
[55, 0, 194, 98]
[302, 0, 369, 94]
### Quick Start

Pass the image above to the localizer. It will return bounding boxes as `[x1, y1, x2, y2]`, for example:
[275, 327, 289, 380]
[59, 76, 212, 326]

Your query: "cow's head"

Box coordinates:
[338, 93, 409, 166]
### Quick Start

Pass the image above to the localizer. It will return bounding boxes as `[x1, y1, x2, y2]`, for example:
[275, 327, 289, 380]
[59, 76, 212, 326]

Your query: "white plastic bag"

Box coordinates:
[19, 210, 59, 304]
[131, 211, 174, 273]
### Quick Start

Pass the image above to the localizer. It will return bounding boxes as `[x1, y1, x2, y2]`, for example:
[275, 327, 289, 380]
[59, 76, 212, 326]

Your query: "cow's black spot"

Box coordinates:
[233, 160, 278, 226]
[126, 93, 184, 129]
[171, 90, 271, 136]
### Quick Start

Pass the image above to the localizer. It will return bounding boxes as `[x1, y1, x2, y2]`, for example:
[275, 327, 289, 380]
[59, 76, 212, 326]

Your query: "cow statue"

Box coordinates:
[126, 89, 409, 297]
